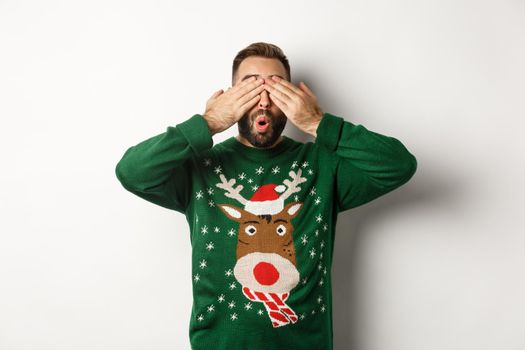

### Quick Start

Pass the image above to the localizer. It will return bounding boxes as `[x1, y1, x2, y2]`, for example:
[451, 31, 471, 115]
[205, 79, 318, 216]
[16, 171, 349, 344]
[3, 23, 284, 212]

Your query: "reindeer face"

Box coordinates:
[218, 202, 302, 293]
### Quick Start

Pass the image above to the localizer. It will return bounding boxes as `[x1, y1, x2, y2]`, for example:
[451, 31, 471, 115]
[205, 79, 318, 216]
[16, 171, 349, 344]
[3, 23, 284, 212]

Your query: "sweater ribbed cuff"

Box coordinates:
[315, 112, 344, 151]
[177, 114, 213, 155]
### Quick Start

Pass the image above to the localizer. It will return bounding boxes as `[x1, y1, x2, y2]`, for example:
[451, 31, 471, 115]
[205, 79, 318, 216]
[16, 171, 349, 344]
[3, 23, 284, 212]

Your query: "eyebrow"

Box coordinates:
[241, 74, 285, 81]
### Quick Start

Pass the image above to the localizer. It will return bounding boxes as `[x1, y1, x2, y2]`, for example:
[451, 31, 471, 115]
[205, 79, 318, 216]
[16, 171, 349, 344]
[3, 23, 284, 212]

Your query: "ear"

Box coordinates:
[218, 204, 244, 222]
[284, 201, 303, 219]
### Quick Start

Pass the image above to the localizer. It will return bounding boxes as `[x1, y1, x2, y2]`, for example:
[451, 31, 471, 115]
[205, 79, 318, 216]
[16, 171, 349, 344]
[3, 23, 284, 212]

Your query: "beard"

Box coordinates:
[237, 109, 287, 148]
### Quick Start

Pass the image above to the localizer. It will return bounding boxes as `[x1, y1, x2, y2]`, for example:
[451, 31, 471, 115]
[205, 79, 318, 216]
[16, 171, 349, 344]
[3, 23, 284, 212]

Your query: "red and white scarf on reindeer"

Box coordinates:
[242, 286, 298, 327]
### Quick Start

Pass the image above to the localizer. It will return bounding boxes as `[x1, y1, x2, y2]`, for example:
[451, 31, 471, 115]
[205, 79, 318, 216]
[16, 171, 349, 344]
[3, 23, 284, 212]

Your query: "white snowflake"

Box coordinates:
[320, 252, 324, 259]
[317, 296, 323, 304]
[315, 229, 319, 237]
[257, 309, 264, 316]
[207, 305, 215, 313]
[225, 269, 233, 277]
[214, 226, 220, 233]
[315, 214, 323, 223]
[197, 314, 204, 321]
[255, 166, 264, 175]
[205, 241, 215, 251]
[271, 166, 280, 174]
[193, 274, 201, 282]
[199, 259, 208, 269]
[294, 195, 299, 201]
[308, 169, 314, 175]
[251, 185, 259, 192]
[320, 240, 325, 249]
[314, 197, 321, 205]
[207, 187, 214, 195]
[244, 302, 253, 310]
[228, 301, 236, 309]
[227, 228, 236, 237]
[218, 294, 225, 303]
[318, 279, 324, 287]
[323, 224, 328, 231]
[203, 158, 212, 167]
[230, 313, 238, 321]
[238, 172, 246, 180]
[301, 235, 308, 245]
[291, 161, 298, 169]
[201, 225, 208, 235]
[302, 277, 308, 285]
[323, 267, 327, 275]
[320, 304, 326, 313]
[309, 248, 316, 258]
[195, 191, 204, 200]
[309, 187, 317, 196]
[229, 282, 237, 290]
[300, 313, 306, 320]
[302, 161, 309, 168]
[208, 200, 215, 207]
[318, 262, 323, 271]
[247, 178, 253, 184]
[311, 309, 316, 315]
[214, 166, 222, 174]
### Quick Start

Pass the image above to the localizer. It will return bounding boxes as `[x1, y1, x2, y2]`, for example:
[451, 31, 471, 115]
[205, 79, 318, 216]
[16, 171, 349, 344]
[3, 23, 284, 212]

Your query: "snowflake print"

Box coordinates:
[195, 191, 204, 200]
[251, 185, 259, 192]
[314, 229, 319, 237]
[320, 240, 325, 249]
[314, 197, 321, 205]
[311, 309, 316, 315]
[294, 195, 299, 201]
[255, 166, 264, 175]
[208, 200, 215, 207]
[320, 304, 326, 313]
[244, 302, 253, 310]
[309, 187, 317, 196]
[320, 252, 324, 259]
[228, 301, 236, 309]
[308, 169, 314, 175]
[238, 172, 246, 180]
[214, 226, 220, 233]
[193, 274, 201, 283]
[227, 228, 236, 237]
[271, 166, 280, 174]
[323, 267, 327, 275]
[214, 166, 222, 174]
[323, 224, 328, 231]
[203, 158, 212, 167]
[199, 259, 208, 269]
[309, 248, 316, 258]
[315, 214, 323, 223]
[201, 225, 208, 235]
[218, 294, 225, 303]
[257, 309, 264, 316]
[300, 235, 308, 245]
[205, 241, 215, 251]
[318, 279, 324, 287]
[317, 296, 323, 304]
[230, 313, 238, 321]
[247, 178, 253, 184]
[302, 161, 309, 168]
[207, 187, 214, 195]
[318, 262, 323, 271]
[302, 277, 308, 285]
[197, 314, 204, 321]
[291, 161, 298, 169]
[225, 269, 233, 277]
[300, 313, 306, 320]
[207, 305, 215, 313]
[229, 282, 237, 290]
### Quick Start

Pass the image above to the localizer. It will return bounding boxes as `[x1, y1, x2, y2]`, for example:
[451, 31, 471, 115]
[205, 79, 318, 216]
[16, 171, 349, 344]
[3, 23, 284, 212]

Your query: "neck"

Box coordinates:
[236, 134, 284, 149]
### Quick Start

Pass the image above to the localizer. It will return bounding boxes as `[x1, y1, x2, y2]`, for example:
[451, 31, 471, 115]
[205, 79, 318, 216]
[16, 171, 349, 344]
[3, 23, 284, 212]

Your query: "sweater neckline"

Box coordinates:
[221, 135, 294, 160]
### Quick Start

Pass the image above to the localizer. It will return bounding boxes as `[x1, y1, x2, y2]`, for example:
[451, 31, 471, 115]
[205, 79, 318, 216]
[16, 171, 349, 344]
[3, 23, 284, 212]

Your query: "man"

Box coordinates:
[115, 42, 417, 350]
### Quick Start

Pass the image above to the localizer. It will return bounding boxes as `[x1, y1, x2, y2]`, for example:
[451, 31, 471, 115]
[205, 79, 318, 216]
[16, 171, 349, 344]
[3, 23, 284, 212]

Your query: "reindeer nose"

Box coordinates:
[253, 262, 280, 286]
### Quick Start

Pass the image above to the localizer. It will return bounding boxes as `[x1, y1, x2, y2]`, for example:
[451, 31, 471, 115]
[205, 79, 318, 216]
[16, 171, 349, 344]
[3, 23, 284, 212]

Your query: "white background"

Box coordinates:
[1, 0, 524, 349]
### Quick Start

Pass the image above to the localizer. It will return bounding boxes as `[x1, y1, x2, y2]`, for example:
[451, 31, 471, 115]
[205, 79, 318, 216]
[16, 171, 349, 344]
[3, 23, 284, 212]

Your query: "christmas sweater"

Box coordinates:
[115, 112, 417, 350]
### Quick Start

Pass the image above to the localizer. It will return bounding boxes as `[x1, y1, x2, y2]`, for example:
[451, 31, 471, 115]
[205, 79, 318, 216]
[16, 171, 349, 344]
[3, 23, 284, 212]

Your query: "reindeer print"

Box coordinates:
[215, 169, 307, 328]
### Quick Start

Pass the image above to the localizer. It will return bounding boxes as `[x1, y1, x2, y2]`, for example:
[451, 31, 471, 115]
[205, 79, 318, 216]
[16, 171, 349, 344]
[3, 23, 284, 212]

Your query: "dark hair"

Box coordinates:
[232, 42, 291, 84]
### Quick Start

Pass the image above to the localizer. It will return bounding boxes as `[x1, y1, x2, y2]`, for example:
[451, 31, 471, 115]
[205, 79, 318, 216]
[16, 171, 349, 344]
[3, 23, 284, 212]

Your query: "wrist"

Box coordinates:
[203, 113, 220, 136]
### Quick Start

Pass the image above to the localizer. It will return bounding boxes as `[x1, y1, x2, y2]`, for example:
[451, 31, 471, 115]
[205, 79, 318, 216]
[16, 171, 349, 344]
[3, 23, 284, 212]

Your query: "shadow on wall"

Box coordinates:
[330, 163, 460, 349]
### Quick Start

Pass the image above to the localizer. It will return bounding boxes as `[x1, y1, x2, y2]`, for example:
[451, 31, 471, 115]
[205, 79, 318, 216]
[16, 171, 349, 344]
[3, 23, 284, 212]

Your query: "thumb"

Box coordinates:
[209, 89, 223, 100]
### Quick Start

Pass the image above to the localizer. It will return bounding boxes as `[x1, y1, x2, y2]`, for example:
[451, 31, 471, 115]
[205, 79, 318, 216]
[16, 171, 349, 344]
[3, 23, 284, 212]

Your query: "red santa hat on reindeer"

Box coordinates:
[244, 184, 287, 216]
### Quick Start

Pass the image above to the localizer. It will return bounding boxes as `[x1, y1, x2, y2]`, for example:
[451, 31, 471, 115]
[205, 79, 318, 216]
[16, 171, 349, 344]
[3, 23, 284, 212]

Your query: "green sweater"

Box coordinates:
[115, 112, 417, 350]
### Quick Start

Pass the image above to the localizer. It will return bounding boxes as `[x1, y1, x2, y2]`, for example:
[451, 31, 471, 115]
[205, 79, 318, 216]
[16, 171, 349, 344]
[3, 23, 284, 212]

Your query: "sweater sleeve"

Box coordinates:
[315, 112, 417, 212]
[115, 114, 213, 213]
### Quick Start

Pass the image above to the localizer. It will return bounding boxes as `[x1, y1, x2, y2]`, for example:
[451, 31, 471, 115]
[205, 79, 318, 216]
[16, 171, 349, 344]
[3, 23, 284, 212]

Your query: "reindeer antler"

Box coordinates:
[280, 169, 307, 201]
[216, 174, 248, 205]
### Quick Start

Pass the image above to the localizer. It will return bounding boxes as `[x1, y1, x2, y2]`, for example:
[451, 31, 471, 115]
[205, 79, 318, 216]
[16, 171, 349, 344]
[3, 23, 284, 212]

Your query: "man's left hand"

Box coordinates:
[263, 76, 323, 137]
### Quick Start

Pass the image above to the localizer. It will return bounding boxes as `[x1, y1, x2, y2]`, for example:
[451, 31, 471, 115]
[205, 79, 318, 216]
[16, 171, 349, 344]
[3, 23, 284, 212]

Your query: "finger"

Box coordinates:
[264, 82, 294, 103]
[238, 94, 261, 116]
[237, 83, 265, 107]
[228, 76, 258, 95]
[299, 81, 316, 98]
[208, 89, 223, 100]
[267, 91, 288, 111]
[232, 77, 264, 99]
[271, 76, 305, 97]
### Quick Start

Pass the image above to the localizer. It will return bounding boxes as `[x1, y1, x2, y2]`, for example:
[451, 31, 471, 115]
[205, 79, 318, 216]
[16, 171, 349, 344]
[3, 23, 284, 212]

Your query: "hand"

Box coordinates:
[203, 76, 265, 135]
[263, 76, 323, 137]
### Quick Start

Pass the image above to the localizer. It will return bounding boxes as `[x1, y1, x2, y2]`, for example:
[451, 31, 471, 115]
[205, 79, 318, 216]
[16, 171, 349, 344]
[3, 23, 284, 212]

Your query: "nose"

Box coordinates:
[253, 261, 280, 285]
[258, 89, 271, 109]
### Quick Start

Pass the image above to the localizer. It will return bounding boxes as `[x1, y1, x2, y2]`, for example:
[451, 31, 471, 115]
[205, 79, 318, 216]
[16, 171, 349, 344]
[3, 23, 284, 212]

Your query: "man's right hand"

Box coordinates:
[203, 76, 265, 135]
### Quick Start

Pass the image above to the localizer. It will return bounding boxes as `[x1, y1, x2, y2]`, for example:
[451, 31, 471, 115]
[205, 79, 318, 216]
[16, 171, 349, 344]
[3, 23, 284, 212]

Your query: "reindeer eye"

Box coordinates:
[245, 225, 257, 236]
[276, 224, 287, 236]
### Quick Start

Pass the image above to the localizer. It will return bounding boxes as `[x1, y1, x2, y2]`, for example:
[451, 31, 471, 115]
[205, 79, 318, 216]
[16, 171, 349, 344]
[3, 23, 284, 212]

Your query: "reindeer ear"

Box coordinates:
[285, 201, 303, 219]
[218, 204, 244, 222]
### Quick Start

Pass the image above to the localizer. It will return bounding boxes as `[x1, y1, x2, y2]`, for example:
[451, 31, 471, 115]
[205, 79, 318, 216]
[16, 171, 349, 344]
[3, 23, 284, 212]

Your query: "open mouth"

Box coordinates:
[255, 115, 270, 133]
